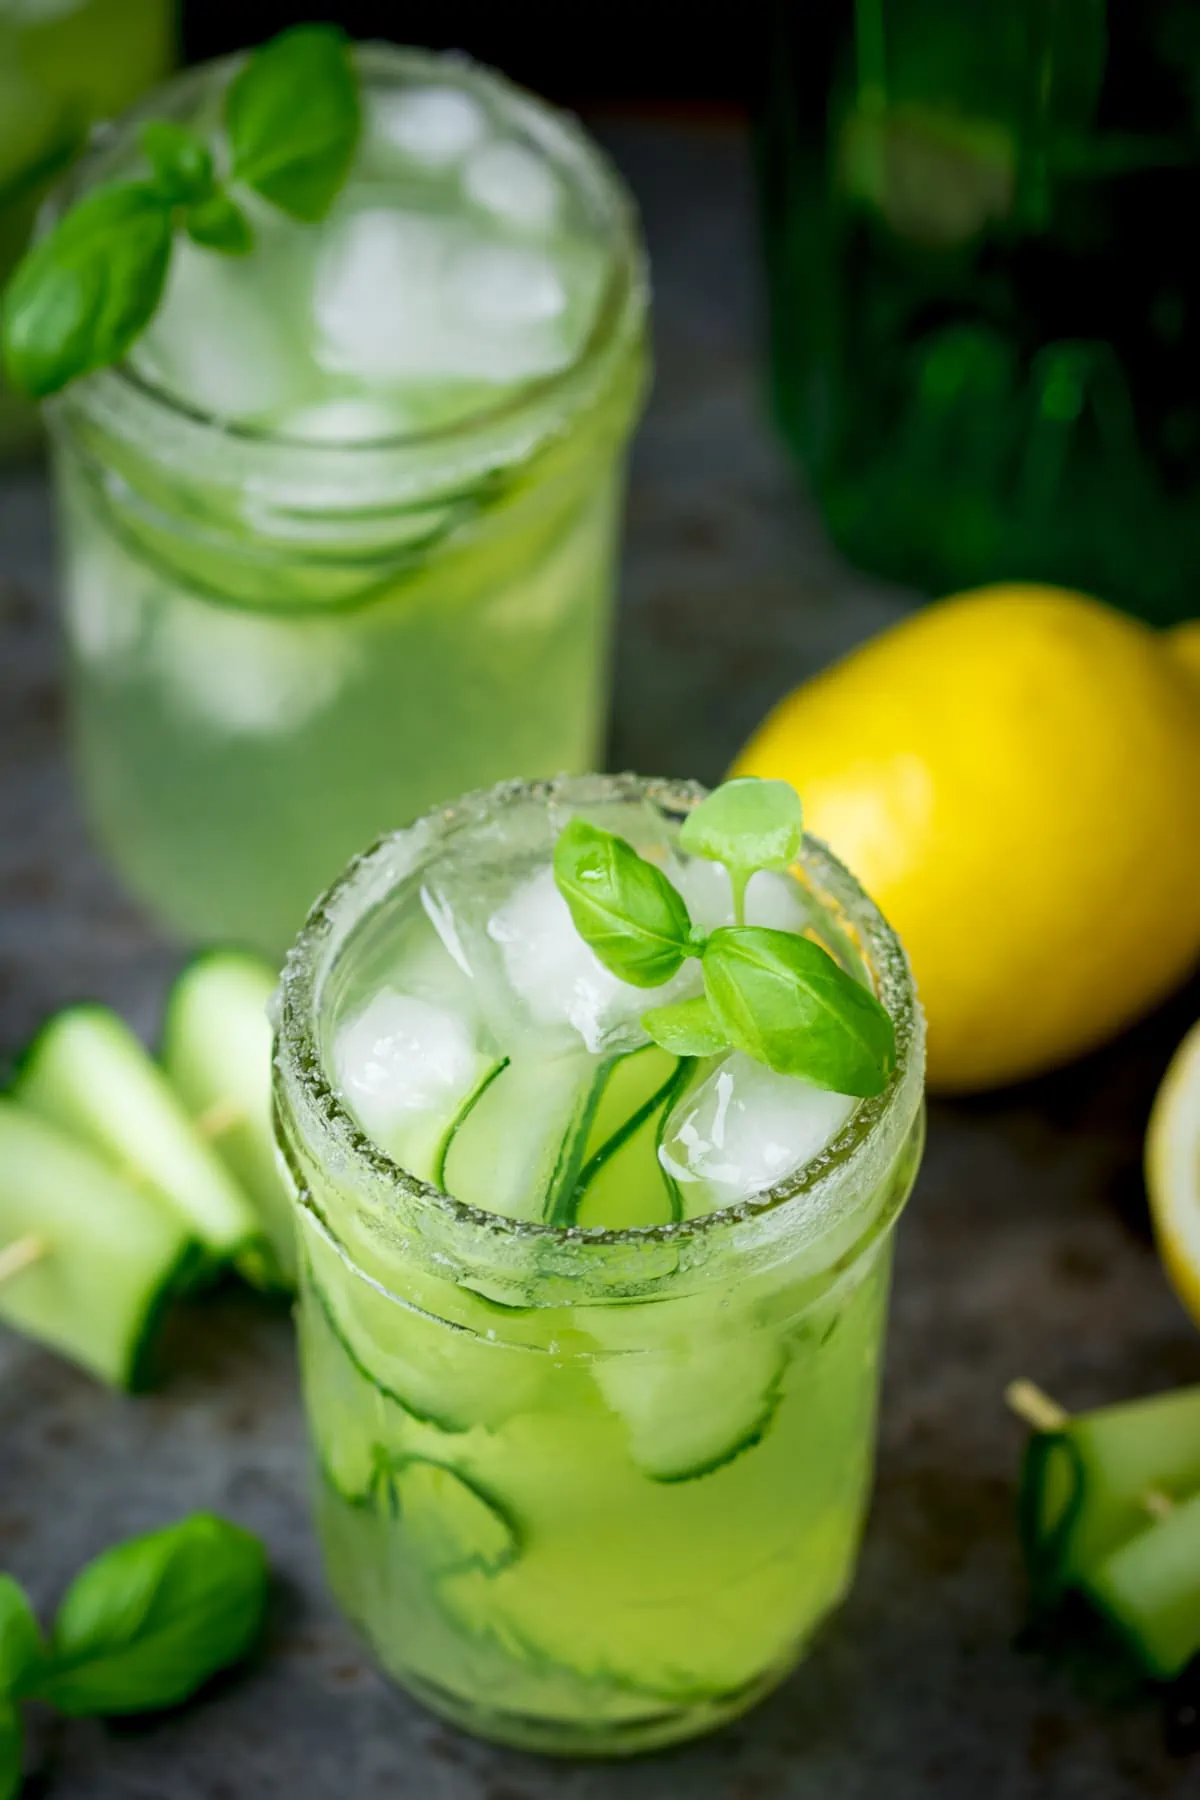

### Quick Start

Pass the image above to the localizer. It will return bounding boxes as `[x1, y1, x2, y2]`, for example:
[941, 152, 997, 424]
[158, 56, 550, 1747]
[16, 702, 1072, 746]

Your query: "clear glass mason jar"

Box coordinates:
[44, 47, 647, 954]
[273, 773, 926, 1757]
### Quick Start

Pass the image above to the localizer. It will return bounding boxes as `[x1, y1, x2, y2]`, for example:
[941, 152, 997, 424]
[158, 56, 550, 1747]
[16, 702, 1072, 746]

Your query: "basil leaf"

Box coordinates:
[702, 927, 895, 1096]
[34, 1514, 267, 1717]
[140, 120, 215, 207]
[0, 1702, 21, 1800]
[0, 1576, 44, 1699]
[680, 778, 804, 878]
[553, 818, 694, 988]
[227, 24, 360, 222]
[1, 181, 173, 398]
[642, 994, 730, 1058]
[186, 190, 254, 256]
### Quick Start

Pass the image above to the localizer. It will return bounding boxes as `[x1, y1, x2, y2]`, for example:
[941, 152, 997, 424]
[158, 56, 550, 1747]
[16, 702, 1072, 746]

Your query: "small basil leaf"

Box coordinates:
[186, 190, 254, 256]
[0, 1702, 21, 1800]
[642, 994, 730, 1059]
[0, 1575, 45, 1699]
[1, 181, 173, 398]
[702, 927, 895, 1097]
[35, 1514, 267, 1717]
[553, 818, 694, 988]
[680, 778, 804, 878]
[140, 120, 215, 207]
[227, 24, 360, 223]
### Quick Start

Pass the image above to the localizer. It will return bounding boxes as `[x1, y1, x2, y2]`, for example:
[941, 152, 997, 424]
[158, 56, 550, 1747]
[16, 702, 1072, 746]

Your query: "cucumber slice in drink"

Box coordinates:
[1082, 1494, 1200, 1679]
[297, 1268, 418, 1502]
[15, 1004, 260, 1263]
[440, 1050, 599, 1223]
[299, 1207, 549, 1433]
[0, 1099, 195, 1389]
[375, 1457, 519, 1576]
[571, 1048, 688, 1230]
[161, 949, 295, 1288]
[1018, 1385, 1200, 1600]
[592, 1331, 786, 1483]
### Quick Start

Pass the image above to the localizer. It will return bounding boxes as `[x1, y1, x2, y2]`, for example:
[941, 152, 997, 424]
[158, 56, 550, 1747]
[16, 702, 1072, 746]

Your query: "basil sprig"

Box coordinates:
[1, 23, 360, 399]
[0, 1513, 267, 1791]
[552, 779, 896, 1097]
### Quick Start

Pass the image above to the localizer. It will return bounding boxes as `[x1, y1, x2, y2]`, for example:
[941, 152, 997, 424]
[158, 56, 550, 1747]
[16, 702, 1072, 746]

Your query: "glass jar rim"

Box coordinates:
[274, 774, 926, 1296]
[46, 43, 646, 490]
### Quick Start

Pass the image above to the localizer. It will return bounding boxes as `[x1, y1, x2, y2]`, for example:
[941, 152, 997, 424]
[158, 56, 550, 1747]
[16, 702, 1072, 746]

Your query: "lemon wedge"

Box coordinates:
[1147, 1019, 1200, 1329]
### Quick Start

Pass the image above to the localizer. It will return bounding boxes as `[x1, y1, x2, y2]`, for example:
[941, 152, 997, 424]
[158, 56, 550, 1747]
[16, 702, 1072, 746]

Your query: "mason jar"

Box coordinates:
[45, 46, 647, 952]
[273, 773, 926, 1755]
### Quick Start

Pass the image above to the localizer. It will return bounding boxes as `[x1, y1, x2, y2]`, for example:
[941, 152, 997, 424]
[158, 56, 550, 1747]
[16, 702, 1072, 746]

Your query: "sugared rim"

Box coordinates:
[48, 43, 645, 460]
[274, 774, 925, 1284]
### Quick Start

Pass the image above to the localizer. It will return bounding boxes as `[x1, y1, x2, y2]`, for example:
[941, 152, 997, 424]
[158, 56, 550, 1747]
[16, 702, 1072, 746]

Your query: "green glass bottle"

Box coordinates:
[756, 0, 1200, 623]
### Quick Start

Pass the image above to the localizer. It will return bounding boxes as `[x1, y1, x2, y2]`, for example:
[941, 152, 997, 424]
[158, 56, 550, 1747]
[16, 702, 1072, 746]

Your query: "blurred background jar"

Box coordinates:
[756, 0, 1200, 625]
[0, 0, 174, 458]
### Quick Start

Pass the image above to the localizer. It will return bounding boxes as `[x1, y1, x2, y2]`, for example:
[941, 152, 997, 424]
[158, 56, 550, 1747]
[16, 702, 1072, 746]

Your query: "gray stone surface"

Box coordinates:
[2, 117, 1199, 1798]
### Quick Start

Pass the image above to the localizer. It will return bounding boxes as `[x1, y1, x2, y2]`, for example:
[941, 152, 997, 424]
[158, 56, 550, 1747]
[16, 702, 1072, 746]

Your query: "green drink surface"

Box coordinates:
[277, 784, 924, 1752]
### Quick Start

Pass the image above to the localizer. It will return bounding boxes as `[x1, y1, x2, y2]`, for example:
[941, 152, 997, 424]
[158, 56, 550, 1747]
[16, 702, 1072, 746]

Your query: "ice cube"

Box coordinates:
[439, 241, 573, 381]
[313, 207, 576, 387]
[444, 241, 566, 328]
[463, 138, 562, 230]
[423, 863, 700, 1057]
[659, 1053, 856, 1213]
[154, 599, 357, 737]
[334, 988, 486, 1153]
[371, 86, 487, 167]
[313, 208, 452, 381]
[134, 240, 304, 421]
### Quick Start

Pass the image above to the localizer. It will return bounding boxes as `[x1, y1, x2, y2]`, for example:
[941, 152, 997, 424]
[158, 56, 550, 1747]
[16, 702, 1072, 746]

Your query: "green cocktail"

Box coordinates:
[42, 45, 645, 952]
[0, 0, 173, 456]
[274, 774, 925, 1755]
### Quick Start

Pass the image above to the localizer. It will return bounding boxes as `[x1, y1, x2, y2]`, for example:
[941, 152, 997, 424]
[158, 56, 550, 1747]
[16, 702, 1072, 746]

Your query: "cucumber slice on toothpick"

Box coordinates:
[1013, 1382, 1200, 1601]
[1083, 1494, 1200, 1679]
[0, 1099, 195, 1388]
[15, 1004, 261, 1264]
[162, 949, 295, 1288]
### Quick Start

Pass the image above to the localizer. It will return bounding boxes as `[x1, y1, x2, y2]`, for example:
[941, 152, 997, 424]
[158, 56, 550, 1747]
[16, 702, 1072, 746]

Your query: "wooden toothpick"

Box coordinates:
[0, 1234, 48, 1286]
[1006, 1379, 1069, 1434]
[1006, 1377, 1175, 1520]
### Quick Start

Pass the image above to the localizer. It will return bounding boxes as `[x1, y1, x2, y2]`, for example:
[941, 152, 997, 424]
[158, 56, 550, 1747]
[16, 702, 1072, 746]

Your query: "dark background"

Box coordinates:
[182, 1, 767, 106]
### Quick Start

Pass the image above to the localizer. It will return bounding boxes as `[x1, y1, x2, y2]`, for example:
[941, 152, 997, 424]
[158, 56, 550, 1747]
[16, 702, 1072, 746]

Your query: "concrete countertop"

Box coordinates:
[2, 117, 1198, 1799]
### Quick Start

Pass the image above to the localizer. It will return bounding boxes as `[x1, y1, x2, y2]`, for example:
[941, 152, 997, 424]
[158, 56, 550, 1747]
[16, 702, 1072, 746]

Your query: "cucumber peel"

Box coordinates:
[15, 1004, 260, 1262]
[0, 1098, 196, 1389]
[161, 949, 294, 1288]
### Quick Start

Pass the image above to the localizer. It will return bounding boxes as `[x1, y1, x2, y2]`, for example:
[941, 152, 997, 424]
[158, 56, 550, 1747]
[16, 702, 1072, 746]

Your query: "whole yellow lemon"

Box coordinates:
[733, 585, 1200, 1092]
